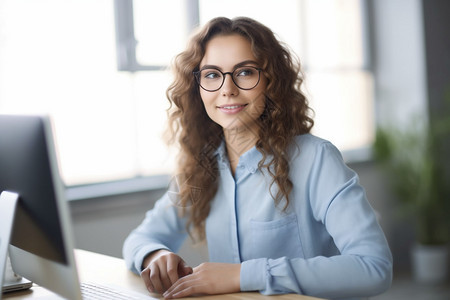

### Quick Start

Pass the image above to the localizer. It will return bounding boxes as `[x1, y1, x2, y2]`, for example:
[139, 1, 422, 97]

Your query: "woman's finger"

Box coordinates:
[148, 263, 166, 293]
[140, 267, 155, 293]
[155, 259, 173, 293]
[166, 255, 183, 286]
[163, 275, 201, 299]
[178, 261, 193, 277]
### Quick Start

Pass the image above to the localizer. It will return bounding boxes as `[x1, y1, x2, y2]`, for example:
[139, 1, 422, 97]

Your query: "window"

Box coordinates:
[0, 0, 373, 187]
[0, 0, 175, 186]
[300, 0, 374, 151]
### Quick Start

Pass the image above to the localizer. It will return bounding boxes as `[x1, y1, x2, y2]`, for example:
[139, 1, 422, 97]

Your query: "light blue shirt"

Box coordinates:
[123, 134, 392, 299]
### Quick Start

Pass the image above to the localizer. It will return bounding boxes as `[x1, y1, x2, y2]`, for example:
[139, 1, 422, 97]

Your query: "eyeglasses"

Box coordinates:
[193, 66, 262, 92]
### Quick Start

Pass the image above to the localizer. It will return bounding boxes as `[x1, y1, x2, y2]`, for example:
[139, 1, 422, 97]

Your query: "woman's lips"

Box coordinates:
[217, 104, 248, 114]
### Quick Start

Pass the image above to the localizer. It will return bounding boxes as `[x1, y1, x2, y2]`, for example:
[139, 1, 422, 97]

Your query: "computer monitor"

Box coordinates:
[0, 114, 82, 299]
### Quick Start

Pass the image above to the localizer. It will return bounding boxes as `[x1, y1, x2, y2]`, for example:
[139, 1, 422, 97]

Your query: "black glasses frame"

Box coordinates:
[193, 66, 262, 92]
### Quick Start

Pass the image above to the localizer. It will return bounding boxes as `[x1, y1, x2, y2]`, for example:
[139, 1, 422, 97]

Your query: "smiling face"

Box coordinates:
[198, 34, 267, 134]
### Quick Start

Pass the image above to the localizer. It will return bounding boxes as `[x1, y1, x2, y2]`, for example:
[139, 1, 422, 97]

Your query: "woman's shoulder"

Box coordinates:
[289, 134, 343, 164]
[292, 133, 337, 152]
[294, 133, 326, 144]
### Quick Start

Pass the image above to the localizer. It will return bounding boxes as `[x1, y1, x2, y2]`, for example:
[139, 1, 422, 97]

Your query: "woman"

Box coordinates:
[123, 17, 392, 299]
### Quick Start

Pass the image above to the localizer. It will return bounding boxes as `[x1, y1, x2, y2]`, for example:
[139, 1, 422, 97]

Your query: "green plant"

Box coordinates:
[373, 103, 450, 245]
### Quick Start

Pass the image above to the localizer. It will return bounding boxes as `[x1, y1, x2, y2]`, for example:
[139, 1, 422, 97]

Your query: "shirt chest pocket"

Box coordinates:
[249, 213, 304, 259]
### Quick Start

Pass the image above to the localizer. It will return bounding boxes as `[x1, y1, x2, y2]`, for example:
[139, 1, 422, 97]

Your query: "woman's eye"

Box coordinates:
[236, 68, 254, 77]
[203, 71, 221, 79]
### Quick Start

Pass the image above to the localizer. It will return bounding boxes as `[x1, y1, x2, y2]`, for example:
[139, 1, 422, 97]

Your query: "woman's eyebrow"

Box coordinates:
[234, 60, 259, 68]
[199, 60, 259, 71]
[199, 64, 221, 71]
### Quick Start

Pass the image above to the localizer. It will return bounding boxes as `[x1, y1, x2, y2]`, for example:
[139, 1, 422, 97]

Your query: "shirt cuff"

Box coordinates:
[240, 258, 267, 292]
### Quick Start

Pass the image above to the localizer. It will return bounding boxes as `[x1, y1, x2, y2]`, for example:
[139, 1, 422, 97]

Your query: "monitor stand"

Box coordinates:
[0, 191, 19, 300]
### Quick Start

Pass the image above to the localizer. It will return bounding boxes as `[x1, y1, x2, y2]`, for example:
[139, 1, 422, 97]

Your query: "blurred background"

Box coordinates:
[0, 0, 449, 299]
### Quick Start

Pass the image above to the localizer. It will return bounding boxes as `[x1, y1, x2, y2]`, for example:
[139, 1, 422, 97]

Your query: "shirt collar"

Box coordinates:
[214, 141, 263, 174]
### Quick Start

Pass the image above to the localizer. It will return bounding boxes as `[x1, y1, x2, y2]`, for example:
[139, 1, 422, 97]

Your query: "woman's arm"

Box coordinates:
[122, 193, 188, 274]
[240, 252, 392, 298]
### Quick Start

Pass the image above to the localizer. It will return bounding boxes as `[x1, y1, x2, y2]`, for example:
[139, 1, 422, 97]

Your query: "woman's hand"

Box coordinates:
[140, 250, 193, 294]
[162, 262, 241, 299]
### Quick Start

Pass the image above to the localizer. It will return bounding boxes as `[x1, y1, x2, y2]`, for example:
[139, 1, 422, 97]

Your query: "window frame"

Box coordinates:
[113, 0, 199, 72]
[114, 0, 165, 71]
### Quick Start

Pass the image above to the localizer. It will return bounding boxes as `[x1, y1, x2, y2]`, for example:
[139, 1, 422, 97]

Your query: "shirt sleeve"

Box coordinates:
[122, 193, 188, 274]
[240, 141, 393, 299]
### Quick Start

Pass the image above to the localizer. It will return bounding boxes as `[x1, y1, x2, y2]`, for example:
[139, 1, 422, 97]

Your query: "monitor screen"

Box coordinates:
[0, 115, 67, 265]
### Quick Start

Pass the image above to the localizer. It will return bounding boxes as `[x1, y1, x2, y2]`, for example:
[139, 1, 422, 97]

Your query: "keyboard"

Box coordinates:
[80, 282, 155, 300]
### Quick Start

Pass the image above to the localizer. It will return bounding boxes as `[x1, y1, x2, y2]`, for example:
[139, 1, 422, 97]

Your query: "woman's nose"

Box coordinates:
[221, 74, 239, 96]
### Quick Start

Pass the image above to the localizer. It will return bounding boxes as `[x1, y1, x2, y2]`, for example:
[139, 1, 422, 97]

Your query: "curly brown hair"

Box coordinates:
[166, 17, 314, 241]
